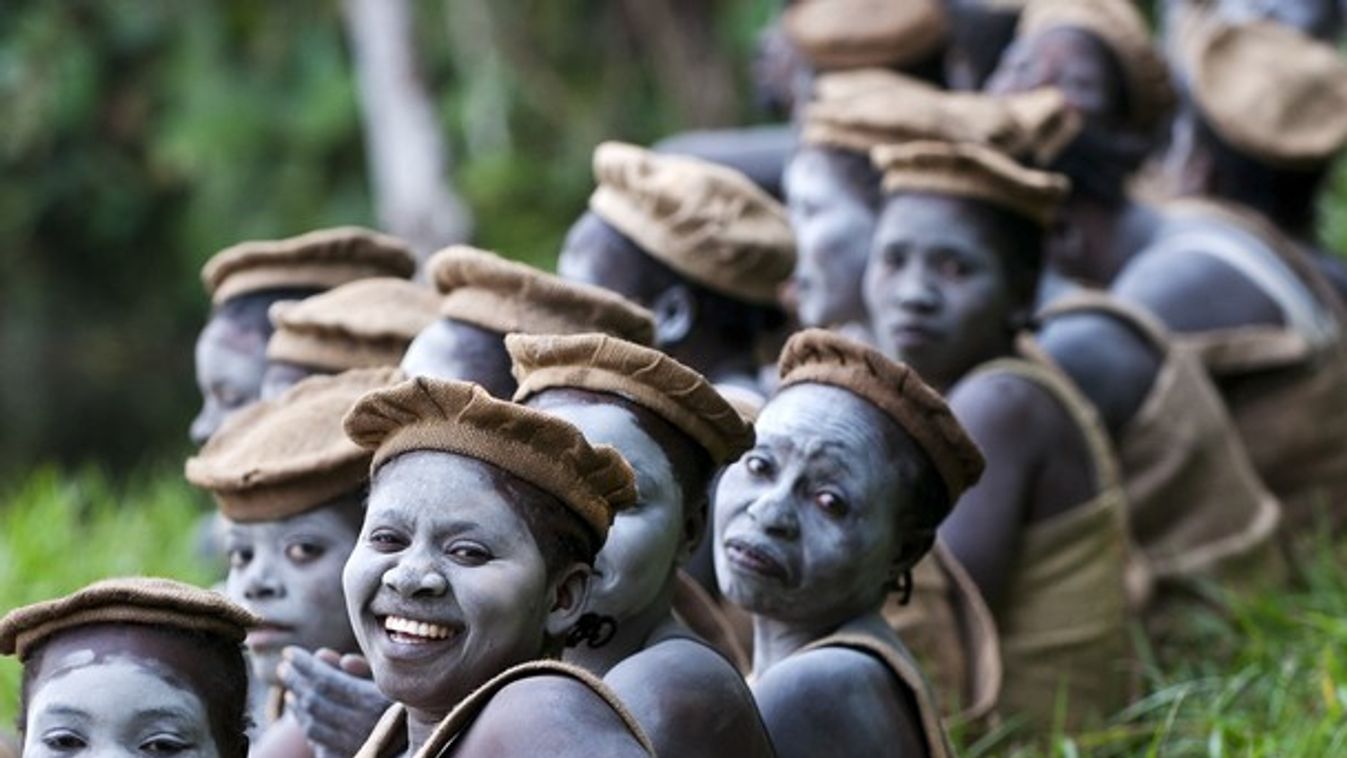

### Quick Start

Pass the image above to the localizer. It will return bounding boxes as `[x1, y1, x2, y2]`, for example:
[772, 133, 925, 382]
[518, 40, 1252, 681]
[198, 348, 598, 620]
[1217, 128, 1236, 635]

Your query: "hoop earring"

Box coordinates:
[895, 569, 914, 606]
[564, 613, 618, 649]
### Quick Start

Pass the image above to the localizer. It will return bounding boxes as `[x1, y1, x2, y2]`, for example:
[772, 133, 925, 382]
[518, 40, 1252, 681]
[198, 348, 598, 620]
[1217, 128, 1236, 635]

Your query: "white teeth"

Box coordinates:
[384, 615, 452, 641]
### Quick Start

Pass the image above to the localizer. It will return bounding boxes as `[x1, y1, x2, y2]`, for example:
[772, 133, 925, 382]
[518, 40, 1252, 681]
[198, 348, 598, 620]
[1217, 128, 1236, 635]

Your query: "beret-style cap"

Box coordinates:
[202, 226, 416, 306]
[344, 377, 637, 540]
[783, 0, 949, 71]
[589, 142, 796, 306]
[507, 333, 755, 466]
[777, 329, 985, 504]
[803, 68, 1082, 164]
[1019, 0, 1175, 133]
[429, 245, 656, 346]
[0, 578, 259, 661]
[872, 140, 1070, 226]
[186, 368, 403, 522]
[1186, 21, 1347, 169]
[267, 278, 440, 373]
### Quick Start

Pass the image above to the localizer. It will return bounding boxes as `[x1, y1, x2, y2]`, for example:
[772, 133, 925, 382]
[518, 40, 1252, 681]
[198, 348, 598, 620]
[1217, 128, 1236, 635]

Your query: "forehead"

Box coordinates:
[198, 314, 266, 362]
[758, 384, 891, 452]
[226, 502, 360, 536]
[368, 452, 531, 531]
[1015, 25, 1111, 69]
[876, 193, 1005, 252]
[786, 149, 872, 204]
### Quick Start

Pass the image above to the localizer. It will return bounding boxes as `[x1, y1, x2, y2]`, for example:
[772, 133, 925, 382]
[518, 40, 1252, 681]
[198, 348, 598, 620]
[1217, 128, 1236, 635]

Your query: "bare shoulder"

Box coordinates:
[753, 647, 927, 758]
[950, 371, 1062, 454]
[455, 673, 648, 757]
[1037, 312, 1160, 436]
[607, 637, 746, 702]
[1113, 236, 1284, 332]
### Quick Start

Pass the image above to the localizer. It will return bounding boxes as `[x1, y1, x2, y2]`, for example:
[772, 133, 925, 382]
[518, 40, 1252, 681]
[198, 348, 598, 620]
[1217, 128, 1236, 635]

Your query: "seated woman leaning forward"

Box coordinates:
[0, 577, 258, 758]
[716, 328, 985, 758]
[507, 332, 775, 757]
[865, 140, 1137, 729]
[186, 368, 402, 755]
[342, 377, 653, 757]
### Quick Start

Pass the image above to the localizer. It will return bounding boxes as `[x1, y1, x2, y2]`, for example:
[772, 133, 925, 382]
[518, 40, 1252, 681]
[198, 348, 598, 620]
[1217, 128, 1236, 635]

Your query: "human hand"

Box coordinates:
[278, 647, 391, 758]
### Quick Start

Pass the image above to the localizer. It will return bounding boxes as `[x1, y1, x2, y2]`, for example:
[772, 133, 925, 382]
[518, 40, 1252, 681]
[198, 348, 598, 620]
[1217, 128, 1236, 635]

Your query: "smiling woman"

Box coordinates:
[342, 377, 653, 757]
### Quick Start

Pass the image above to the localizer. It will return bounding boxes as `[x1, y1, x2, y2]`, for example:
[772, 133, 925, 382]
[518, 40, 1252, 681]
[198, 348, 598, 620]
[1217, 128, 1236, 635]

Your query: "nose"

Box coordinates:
[189, 403, 217, 447]
[382, 555, 449, 599]
[746, 490, 800, 540]
[243, 553, 285, 602]
[894, 260, 939, 314]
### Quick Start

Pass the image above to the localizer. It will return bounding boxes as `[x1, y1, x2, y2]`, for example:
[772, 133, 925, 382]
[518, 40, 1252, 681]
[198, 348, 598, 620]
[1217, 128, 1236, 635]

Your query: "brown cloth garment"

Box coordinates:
[353, 660, 654, 757]
[1037, 292, 1284, 587]
[970, 339, 1137, 730]
[1151, 199, 1347, 533]
[797, 623, 953, 758]
[883, 540, 1002, 726]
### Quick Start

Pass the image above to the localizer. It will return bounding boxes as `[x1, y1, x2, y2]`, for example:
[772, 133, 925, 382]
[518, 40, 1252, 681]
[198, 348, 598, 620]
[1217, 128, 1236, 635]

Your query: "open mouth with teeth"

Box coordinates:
[383, 615, 456, 644]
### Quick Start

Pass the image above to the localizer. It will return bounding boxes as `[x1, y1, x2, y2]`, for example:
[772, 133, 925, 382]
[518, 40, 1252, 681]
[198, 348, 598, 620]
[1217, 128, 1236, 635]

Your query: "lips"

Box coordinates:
[888, 322, 941, 349]
[245, 622, 295, 650]
[724, 537, 790, 583]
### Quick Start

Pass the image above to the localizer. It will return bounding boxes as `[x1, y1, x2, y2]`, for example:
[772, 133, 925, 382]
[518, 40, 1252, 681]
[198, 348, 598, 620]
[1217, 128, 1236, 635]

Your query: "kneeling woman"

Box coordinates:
[343, 378, 653, 757]
[1, 577, 257, 758]
[508, 332, 775, 757]
[716, 329, 985, 758]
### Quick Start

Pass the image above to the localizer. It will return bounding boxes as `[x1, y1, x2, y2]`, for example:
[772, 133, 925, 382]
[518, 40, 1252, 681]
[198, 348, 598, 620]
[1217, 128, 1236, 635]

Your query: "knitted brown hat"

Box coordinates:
[783, 0, 949, 71]
[507, 333, 755, 466]
[1186, 21, 1347, 169]
[345, 377, 637, 540]
[872, 140, 1070, 226]
[589, 142, 796, 306]
[777, 329, 984, 502]
[266, 278, 440, 373]
[803, 68, 1082, 165]
[1019, 0, 1175, 133]
[0, 578, 260, 661]
[202, 227, 417, 306]
[185, 368, 403, 522]
[429, 245, 656, 345]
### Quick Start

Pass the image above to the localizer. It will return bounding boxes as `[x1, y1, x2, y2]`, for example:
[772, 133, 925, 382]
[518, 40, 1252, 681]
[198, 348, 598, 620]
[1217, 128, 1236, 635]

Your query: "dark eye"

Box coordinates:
[447, 541, 491, 566]
[937, 257, 971, 279]
[43, 730, 86, 751]
[814, 491, 848, 517]
[285, 541, 325, 564]
[368, 529, 407, 553]
[141, 736, 192, 754]
[744, 454, 774, 479]
[227, 547, 253, 570]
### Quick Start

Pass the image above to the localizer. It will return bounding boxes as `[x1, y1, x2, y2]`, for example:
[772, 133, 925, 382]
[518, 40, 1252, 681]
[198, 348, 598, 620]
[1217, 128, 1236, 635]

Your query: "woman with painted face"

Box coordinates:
[865, 140, 1137, 730]
[186, 368, 403, 756]
[400, 245, 656, 397]
[715, 328, 983, 758]
[1, 578, 257, 758]
[260, 278, 439, 400]
[506, 332, 774, 756]
[343, 378, 652, 757]
[192, 227, 415, 446]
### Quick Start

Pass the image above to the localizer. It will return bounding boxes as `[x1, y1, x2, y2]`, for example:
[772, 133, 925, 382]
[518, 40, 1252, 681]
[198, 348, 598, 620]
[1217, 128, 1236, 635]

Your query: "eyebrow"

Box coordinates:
[132, 706, 199, 724]
[37, 705, 91, 720]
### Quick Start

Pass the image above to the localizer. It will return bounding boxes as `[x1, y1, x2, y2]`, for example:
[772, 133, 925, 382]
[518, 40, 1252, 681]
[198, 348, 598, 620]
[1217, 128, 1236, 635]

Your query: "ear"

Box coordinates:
[677, 501, 709, 563]
[651, 285, 696, 346]
[544, 562, 592, 639]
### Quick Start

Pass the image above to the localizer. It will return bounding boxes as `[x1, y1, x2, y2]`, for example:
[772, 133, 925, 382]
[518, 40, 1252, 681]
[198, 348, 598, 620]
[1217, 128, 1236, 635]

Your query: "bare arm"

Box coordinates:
[1037, 313, 1161, 439]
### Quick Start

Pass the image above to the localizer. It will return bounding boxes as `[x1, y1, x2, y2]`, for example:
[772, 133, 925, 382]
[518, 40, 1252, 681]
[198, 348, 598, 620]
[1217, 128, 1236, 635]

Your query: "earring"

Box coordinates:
[894, 569, 914, 606]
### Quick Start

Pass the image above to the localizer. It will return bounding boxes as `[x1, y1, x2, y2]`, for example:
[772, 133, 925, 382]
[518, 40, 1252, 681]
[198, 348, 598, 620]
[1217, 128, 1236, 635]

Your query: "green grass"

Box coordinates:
[2, 468, 1346, 755]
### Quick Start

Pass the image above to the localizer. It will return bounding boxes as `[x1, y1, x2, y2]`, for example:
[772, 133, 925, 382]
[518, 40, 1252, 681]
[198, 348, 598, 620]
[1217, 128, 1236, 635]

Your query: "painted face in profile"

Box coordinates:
[533, 397, 688, 625]
[342, 452, 569, 714]
[784, 148, 877, 331]
[863, 193, 1020, 390]
[223, 500, 363, 686]
[714, 384, 908, 627]
[191, 315, 268, 447]
[987, 26, 1124, 128]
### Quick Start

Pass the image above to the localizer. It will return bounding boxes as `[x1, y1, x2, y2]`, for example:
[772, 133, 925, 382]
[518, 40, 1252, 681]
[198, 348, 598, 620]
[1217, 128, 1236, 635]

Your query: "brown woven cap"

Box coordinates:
[803, 68, 1082, 164]
[202, 226, 416, 305]
[0, 578, 260, 661]
[186, 368, 403, 522]
[872, 140, 1070, 226]
[1186, 21, 1347, 168]
[267, 278, 440, 373]
[1019, 0, 1175, 133]
[429, 245, 656, 345]
[778, 329, 985, 502]
[344, 377, 637, 540]
[783, 0, 949, 70]
[589, 141, 796, 306]
[507, 333, 755, 466]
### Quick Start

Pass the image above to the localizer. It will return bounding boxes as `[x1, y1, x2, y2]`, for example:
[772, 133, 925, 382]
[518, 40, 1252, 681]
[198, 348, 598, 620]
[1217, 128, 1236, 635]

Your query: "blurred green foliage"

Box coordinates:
[0, 0, 771, 475]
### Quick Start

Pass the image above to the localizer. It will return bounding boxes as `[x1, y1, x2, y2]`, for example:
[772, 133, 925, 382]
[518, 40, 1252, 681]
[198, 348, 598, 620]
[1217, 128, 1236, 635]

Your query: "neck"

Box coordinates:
[567, 575, 678, 676]
[750, 613, 844, 676]
[405, 706, 449, 756]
